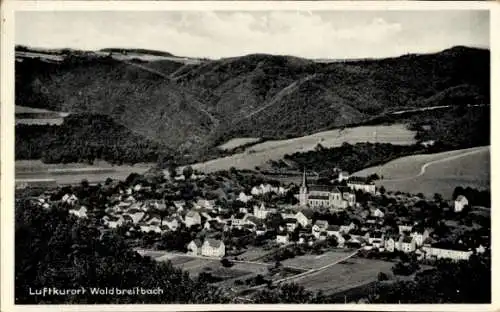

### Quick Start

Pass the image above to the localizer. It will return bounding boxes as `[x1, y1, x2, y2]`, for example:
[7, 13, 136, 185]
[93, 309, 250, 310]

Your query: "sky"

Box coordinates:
[16, 10, 489, 59]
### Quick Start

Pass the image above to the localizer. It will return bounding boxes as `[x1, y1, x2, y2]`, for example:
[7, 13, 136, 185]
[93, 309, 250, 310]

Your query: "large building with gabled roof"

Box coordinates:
[298, 170, 356, 209]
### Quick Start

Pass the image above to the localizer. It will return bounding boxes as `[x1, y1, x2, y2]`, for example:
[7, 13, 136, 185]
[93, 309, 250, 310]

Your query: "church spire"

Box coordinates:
[302, 168, 307, 188]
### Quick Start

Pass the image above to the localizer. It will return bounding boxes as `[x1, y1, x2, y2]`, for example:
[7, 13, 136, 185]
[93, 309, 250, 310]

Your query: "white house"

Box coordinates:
[284, 218, 298, 232]
[454, 195, 469, 213]
[398, 224, 413, 234]
[422, 246, 473, 261]
[69, 206, 88, 219]
[384, 237, 396, 252]
[370, 208, 385, 219]
[340, 222, 356, 234]
[411, 229, 430, 247]
[295, 211, 313, 228]
[62, 194, 78, 206]
[187, 239, 203, 256]
[312, 220, 329, 239]
[105, 216, 125, 229]
[184, 211, 202, 228]
[237, 192, 253, 203]
[397, 236, 416, 253]
[368, 231, 385, 248]
[338, 171, 350, 182]
[201, 239, 225, 258]
[276, 233, 290, 245]
[253, 203, 270, 219]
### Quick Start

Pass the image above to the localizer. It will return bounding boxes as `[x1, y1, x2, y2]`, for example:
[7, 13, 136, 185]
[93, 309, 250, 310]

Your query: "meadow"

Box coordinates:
[295, 257, 394, 295]
[191, 124, 416, 172]
[354, 146, 490, 198]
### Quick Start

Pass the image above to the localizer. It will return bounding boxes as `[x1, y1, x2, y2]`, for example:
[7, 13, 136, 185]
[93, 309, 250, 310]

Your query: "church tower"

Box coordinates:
[299, 168, 308, 206]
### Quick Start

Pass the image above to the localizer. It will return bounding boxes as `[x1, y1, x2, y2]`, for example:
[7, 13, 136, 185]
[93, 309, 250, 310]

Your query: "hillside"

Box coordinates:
[16, 46, 490, 160]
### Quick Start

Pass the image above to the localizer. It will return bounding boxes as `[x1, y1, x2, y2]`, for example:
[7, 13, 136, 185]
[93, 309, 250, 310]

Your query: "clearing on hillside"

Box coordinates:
[191, 124, 416, 172]
[217, 138, 261, 151]
[354, 146, 490, 198]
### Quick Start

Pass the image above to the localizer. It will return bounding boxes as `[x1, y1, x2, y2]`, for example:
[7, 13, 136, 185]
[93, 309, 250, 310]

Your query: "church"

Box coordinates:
[298, 170, 356, 210]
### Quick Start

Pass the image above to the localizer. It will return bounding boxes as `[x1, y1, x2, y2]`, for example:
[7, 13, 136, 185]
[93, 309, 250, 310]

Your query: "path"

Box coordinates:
[232, 74, 318, 125]
[235, 248, 362, 296]
[380, 146, 488, 183]
[119, 60, 219, 132]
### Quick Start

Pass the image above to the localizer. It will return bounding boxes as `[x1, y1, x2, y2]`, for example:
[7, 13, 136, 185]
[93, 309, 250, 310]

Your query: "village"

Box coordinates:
[23, 166, 490, 299]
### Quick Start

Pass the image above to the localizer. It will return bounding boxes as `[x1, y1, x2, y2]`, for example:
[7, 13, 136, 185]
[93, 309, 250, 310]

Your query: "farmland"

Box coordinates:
[15, 105, 70, 125]
[354, 146, 490, 198]
[191, 124, 416, 172]
[294, 257, 394, 295]
[280, 250, 354, 270]
[15, 159, 154, 186]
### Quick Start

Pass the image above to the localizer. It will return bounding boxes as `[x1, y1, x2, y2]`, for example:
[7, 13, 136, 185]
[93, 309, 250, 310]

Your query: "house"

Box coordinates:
[126, 211, 145, 224]
[398, 224, 413, 234]
[163, 217, 180, 231]
[368, 231, 385, 249]
[384, 237, 396, 252]
[422, 245, 473, 261]
[295, 210, 313, 228]
[347, 177, 377, 194]
[298, 171, 356, 209]
[69, 206, 88, 218]
[254, 203, 270, 219]
[237, 192, 253, 203]
[256, 226, 267, 236]
[184, 211, 202, 228]
[201, 239, 225, 258]
[454, 195, 469, 213]
[476, 244, 487, 254]
[276, 232, 290, 244]
[284, 218, 298, 232]
[346, 236, 366, 248]
[326, 225, 341, 237]
[312, 220, 329, 239]
[173, 200, 186, 211]
[62, 194, 78, 205]
[105, 216, 125, 229]
[340, 222, 356, 234]
[411, 229, 430, 247]
[338, 171, 350, 182]
[187, 239, 203, 256]
[397, 236, 416, 253]
[370, 208, 385, 219]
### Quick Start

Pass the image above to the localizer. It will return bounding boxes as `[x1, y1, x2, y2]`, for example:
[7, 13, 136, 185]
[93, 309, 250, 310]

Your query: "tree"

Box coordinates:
[379, 186, 386, 195]
[433, 193, 443, 203]
[183, 166, 194, 180]
[220, 258, 233, 267]
[378, 272, 389, 281]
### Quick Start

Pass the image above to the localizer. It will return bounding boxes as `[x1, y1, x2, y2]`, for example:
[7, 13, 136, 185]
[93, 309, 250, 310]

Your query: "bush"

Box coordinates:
[378, 272, 389, 281]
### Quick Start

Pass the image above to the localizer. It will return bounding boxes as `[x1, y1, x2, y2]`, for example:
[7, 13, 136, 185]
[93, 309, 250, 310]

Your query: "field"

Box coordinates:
[294, 257, 393, 295]
[15, 160, 154, 185]
[354, 146, 490, 198]
[217, 138, 261, 151]
[280, 250, 354, 270]
[191, 124, 416, 172]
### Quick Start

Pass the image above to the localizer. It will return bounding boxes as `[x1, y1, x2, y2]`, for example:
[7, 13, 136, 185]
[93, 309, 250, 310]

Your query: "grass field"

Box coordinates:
[280, 250, 354, 270]
[354, 146, 490, 198]
[295, 257, 393, 295]
[217, 138, 261, 151]
[191, 124, 416, 172]
[15, 160, 155, 185]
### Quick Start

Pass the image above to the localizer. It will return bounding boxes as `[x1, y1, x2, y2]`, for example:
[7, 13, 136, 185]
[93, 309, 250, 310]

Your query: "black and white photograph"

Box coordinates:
[1, 1, 495, 309]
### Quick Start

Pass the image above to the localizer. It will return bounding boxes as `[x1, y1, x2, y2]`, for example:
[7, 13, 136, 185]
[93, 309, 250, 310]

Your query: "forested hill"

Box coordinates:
[16, 46, 489, 155]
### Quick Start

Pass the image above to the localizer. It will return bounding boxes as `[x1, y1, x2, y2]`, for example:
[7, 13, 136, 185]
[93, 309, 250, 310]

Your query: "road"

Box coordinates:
[234, 248, 362, 297]
[134, 248, 307, 272]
